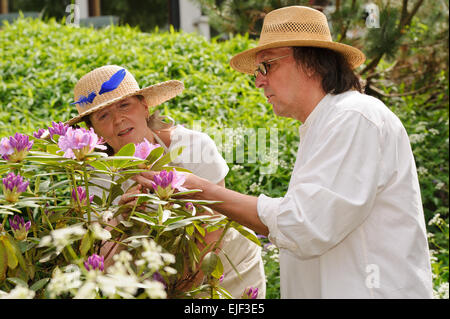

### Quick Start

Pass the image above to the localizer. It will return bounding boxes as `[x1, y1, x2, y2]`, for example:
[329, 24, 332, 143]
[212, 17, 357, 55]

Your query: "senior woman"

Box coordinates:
[66, 65, 266, 298]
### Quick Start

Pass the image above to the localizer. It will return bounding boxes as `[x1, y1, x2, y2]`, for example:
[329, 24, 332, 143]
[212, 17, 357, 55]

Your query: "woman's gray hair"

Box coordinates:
[146, 109, 174, 131]
[135, 95, 174, 131]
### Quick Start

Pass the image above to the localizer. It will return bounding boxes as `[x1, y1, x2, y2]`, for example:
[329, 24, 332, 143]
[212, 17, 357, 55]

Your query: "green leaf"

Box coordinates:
[7, 277, 28, 287]
[201, 251, 219, 276]
[1, 237, 18, 269]
[193, 222, 206, 237]
[115, 143, 136, 157]
[0, 241, 7, 281]
[30, 278, 50, 291]
[221, 250, 242, 280]
[151, 146, 185, 171]
[146, 146, 164, 164]
[230, 222, 261, 247]
[130, 216, 155, 227]
[211, 255, 224, 279]
[79, 230, 94, 256]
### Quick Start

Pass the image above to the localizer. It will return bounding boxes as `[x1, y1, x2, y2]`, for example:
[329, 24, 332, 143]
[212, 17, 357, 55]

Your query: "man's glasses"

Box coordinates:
[254, 55, 291, 78]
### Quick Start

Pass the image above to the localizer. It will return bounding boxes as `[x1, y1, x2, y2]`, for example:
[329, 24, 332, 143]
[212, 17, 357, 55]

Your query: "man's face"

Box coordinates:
[89, 96, 150, 153]
[254, 47, 316, 121]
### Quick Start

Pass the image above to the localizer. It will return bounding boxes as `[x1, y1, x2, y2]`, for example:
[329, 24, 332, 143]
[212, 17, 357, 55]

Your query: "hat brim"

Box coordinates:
[230, 39, 366, 74]
[66, 80, 184, 126]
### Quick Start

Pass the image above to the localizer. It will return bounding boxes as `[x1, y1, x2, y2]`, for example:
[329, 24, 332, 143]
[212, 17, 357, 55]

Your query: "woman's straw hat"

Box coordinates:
[66, 65, 184, 126]
[230, 6, 366, 74]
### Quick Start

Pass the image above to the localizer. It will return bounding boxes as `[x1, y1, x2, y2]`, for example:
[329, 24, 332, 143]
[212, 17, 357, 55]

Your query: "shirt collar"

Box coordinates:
[299, 94, 333, 134]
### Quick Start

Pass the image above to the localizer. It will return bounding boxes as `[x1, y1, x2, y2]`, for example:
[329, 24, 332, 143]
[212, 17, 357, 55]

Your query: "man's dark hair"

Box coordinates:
[292, 47, 362, 94]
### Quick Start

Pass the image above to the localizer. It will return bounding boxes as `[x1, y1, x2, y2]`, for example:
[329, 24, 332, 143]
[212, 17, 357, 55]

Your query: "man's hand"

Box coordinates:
[133, 170, 269, 236]
[134, 171, 211, 200]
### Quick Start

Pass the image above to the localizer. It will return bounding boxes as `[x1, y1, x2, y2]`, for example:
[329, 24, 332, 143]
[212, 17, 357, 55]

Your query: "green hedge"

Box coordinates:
[1, 17, 448, 298]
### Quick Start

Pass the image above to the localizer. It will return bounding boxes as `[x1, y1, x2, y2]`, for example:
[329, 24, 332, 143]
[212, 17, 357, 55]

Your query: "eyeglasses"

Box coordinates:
[254, 55, 291, 78]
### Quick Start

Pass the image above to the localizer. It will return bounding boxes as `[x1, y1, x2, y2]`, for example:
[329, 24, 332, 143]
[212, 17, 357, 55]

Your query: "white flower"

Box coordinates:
[142, 280, 167, 299]
[433, 282, 449, 299]
[232, 165, 243, 171]
[101, 210, 114, 223]
[102, 274, 140, 299]
[409, 133, 426, 144]
[249, 182, 260, 192]
[417, 166, 428, 176]
[47, 265, 82, 298]
[74, 281, 98, 299]
[0, 286, 35, 299]
[164, 266, 177, 275]
[428, 214, 443, 226]
[39, 224, 86, 252]
[161, 252, 176, 264]
[435, 182, 445, 190]
[91, 222, 111, 240]
[107, 251, 133, 276]
[136, 239, 165, 271]
[429, 128, 439, 135]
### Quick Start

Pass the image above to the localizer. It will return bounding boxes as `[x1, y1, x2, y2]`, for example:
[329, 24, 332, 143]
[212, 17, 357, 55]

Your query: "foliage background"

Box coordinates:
[0, 0, 448, 299]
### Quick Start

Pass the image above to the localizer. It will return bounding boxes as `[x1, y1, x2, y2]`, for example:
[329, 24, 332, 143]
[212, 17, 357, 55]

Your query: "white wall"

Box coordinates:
[75, 0, 89, 19]
[179, 0, 210, 40]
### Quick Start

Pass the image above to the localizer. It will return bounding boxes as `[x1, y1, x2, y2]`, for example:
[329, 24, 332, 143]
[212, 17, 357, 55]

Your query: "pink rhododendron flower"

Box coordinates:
[33, 128, 47, 139]
[2, 172, 29, 203]
[84, 254, 104, 271]
[0, 133, 33, 162]
[241, 287, 258, 299]
[72, 186, 94, 205]
[9, 215, 31, 241]
[134, 138, 161, 160]
[58, 127, 106, 160]
[48, 121, 69, 139]
[150, 169, 187, 199]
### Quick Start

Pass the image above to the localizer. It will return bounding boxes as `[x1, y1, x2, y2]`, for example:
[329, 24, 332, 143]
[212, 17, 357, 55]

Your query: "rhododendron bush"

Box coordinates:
[0, 122, 259, 299]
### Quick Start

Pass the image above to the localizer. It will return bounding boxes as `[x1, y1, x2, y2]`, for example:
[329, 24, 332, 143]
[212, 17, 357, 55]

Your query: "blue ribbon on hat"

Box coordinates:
[72, 68, 126, 107]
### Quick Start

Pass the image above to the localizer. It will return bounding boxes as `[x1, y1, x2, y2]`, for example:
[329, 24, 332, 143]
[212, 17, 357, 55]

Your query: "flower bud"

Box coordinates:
[9, 215, 31, 241]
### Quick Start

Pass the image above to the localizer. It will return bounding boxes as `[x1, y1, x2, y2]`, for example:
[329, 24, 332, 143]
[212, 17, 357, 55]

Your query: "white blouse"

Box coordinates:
[257, 91, 433, 298]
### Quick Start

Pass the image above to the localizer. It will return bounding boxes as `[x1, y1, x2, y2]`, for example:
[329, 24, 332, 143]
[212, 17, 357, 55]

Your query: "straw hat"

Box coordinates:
[66, 65, 184, 126]
[230, 6, 366, 74]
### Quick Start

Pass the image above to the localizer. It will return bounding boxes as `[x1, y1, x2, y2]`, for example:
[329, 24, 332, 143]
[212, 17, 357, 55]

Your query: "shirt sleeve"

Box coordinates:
[258, 110, 383, 259]
[171, 128, 229, 184]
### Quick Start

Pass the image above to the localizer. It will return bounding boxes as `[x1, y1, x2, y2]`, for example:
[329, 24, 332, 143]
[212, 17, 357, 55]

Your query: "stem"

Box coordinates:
[83, 165, 92, 224]
[68, 168, 83, 215]
[65, 244, 80, 265]
[126, 198, 139, 222]
[1, 214, 8, 227]
[212, 220, 232, 252]
[41, 206, 54, 231]
[26, 207, 37, 238]
[106, 173, 115, 210]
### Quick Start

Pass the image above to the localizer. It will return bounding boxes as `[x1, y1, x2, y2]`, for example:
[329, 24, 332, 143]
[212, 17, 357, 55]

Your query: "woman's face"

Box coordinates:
[89, 96, 152, 153]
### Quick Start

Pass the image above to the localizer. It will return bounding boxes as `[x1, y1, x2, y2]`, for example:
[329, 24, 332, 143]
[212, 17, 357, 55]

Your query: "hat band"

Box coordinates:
[262, 22, 330, 36]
